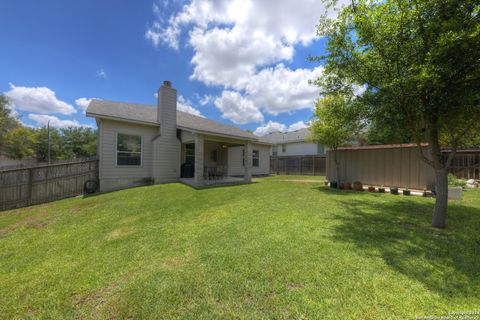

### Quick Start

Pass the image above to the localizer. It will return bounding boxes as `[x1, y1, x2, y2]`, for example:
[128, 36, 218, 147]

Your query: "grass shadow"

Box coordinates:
[323, 191, 480, 299]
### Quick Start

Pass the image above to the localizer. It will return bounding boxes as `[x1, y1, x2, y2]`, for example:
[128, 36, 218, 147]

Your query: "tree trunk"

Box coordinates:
[432, 168, 448, 228]
[427, 118, 449, 229]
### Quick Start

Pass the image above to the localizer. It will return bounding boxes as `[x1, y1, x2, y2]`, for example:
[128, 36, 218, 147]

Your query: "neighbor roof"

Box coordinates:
[258, 128, 312, 144]
[86, 99, 257, 141]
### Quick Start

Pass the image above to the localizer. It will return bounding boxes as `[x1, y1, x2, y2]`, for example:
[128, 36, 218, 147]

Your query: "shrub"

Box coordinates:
[448, 174, 466, 187]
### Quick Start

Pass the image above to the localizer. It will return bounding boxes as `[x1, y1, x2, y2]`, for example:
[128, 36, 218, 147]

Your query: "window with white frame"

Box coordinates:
[242, 149, 260, 167]
[252, 150, 259, 167]
[317, 143, 325, 155]
[272, 145, 278, 156]
[117, 133, 142, 166]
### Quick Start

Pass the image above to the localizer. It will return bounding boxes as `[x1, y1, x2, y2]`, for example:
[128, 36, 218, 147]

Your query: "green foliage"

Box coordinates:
[447, 173, 466, 187]
[312, 0, 480, 150]
[0, 94, 97, 161]
[0, 94, 20, 152]
[1, 177, 479, 318]
[32, 127, 97, 161]
[311, 0, 480, 226]
[310, 93, 364, 150]
[32, 127, 62, 161]
[3, 127, 36, 159]
[59, 127, 97, 160]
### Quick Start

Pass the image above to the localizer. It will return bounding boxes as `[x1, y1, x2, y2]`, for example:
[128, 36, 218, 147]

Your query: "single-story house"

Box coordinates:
[258, 128, 326, 156]
[86, 81, 271, 192]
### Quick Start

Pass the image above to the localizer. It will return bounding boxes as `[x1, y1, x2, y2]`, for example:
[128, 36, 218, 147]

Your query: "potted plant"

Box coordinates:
[368, 186, 375, 192]
[353, 181, 363, 191]
[378, 186, 385, 193]
[345, 182, 352, 190]
[339, 182, 346, 190]
[422, 189, 428, 197]
[330, 181, 338, 189]
[390, 187, 399, 195]
[324, 180, 329, 186]
[403, 188, 411, 196]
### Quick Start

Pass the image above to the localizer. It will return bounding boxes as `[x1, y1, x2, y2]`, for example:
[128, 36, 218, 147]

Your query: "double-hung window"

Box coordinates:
[272, 146, 278, 156]
[252, 150, 259, 167]
[117, 133, 142, 166]
[242, 149, 260, 167]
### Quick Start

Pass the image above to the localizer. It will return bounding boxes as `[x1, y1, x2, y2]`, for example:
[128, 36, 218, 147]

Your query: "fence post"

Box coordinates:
[28, 168, 34, 205]
[300, 157, 303, 175]
[313, 156, 316, 176]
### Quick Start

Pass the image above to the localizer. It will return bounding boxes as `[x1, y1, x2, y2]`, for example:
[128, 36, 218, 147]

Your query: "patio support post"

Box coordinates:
[244, 141, 252, 182]
[194, 133, 204, 186]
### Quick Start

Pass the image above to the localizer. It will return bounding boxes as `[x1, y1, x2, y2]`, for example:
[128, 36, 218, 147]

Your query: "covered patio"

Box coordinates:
[178, 131, 255, 188]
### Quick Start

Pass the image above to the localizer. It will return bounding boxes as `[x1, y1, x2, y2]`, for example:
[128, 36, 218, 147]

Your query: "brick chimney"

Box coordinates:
[157, 80, 177, 137]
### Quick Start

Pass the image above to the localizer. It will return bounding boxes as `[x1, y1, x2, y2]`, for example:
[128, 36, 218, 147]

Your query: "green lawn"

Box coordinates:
[1, 176, 479, 319]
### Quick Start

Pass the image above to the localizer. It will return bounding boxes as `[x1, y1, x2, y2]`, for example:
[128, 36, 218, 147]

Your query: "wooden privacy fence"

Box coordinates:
[326, 144, 480, 190]
[270, 155, 326, 176]
[0, 159, 98, 211]
[444, 149, 480, 180]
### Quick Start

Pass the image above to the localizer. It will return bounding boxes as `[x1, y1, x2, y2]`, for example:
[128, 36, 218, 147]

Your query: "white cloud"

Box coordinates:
[96, 69, 107, 79]
[28, 114, 92, 128]
[145, 22, 165, 48]
[153, 93, 204, 117]
[148, 0, 343, 88]
[210, 65, 322, 121]
[214, 90, 263, 124]
[254, 120, 309, 136]
[189, 26, 293, 89]
[177, 95, 204, 117]
[245, 64, 323, 115]
[4, 84, 76, 115]
[254, 121, 287, 136]
[75, 97, 98, 113]
[146, 0, 346, 123]
[287, 121, 309, 132]
[199, 94, 214, 106]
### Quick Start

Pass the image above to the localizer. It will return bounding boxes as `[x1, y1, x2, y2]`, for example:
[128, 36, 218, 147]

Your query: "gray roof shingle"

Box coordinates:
[258, 128, 312, 144]
[86, 99, 258, 140]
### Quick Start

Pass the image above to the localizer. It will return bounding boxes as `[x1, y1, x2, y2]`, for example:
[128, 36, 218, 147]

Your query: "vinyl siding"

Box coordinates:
[275, 142, 319, 156]
[98, 119, 158, 191]
[227, 144, 270, 176]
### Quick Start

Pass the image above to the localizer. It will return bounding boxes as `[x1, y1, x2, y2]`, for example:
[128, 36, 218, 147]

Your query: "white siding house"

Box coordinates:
[259, 128, 326, 156]
[87, 81, 271, 192]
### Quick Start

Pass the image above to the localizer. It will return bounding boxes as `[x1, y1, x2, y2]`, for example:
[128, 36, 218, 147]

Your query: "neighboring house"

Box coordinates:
[259, 128, 326, 156]
[86, 81, 271, 192]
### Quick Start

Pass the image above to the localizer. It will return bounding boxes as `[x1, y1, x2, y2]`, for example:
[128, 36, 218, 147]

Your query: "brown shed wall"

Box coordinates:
[326, 145, 436, 190]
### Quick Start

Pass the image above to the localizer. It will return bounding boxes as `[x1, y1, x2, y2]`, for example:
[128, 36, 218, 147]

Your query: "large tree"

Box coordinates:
[311, 92, 364, 183]
[313, 0, 480, 228]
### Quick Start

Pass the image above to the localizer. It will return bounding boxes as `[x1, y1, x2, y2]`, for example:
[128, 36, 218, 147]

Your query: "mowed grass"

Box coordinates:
[1, 176, 479, 319]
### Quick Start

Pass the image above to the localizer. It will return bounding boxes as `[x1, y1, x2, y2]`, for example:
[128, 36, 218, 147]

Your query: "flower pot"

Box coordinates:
[324, 180, 329, 186]
[353, 181, 363, 191]
[378, 187, 385, 193]
[390, 187, 399, 195]
[345, 182, 352, 190]
[330, 181, 338, 189]
[403, 189, 411, 196]
[368, 186, 375, 192]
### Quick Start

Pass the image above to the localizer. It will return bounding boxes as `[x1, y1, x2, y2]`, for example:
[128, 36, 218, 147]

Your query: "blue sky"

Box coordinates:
[0, 0, 332, 135]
